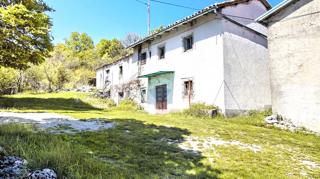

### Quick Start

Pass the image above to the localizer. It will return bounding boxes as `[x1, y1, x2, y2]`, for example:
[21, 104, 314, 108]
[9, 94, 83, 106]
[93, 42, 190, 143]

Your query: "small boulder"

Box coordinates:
[30, 168, 57, 179]
[264, 114, 280, 124]
[0, 146, 7, 157]
[0, 156, 29, 178]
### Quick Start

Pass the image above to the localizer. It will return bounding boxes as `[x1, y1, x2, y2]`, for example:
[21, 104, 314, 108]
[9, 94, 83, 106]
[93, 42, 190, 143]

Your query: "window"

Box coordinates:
[139, 52, 147, 65]
[149, 51, 152, 59]
[183, 80, 193, 96]
[118, 92, 124, 99]
[119, 66, 123, 77]
[141, 88, 147, 103]
[105, 90, 111, 98]
[183, 35, 193, 51]
[106, 69, 110, 80]
[158, 46, 165, 59]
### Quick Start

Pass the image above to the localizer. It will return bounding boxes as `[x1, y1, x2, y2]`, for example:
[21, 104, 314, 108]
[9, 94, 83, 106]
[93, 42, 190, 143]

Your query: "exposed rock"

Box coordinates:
[30, 168, 57, 179]
[0, 112, 115, 134]
[0, 156, 29, 178]
[0, 155, 57, 179]
[0, 146, 7, 157]
[264, 114, 298, 131]
[264, 114, 280, 124]
[178, 136, 262, 154]
[301, 160, 320, 170]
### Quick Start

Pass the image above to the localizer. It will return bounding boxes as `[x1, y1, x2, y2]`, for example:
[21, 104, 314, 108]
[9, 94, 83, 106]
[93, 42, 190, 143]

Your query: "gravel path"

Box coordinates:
[0, 112, 115, 133]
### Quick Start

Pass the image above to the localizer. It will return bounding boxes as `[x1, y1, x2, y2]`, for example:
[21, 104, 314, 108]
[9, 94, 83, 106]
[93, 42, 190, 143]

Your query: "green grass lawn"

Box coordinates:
[0, 92, 319, 178]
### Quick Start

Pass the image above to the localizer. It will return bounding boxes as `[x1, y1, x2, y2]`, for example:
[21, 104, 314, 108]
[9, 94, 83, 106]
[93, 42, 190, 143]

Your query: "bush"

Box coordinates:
[70, 68, 95, 88]
[183, 103, 217, 118]
[24, 65, 45, 91]
[117, 99, 142, 111]
[90, 97, 116, 109]
[0, 67, 19, 95]
[56, 66, 71, 90]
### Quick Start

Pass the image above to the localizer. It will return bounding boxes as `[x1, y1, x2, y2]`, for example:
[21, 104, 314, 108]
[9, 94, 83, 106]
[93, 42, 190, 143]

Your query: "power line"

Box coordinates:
[134, 0, 256, 21]
[136, 0, 320, 23]
[135, 0, 199, 10]
[150, 0, 200, 11]
[135, 0, 148, 5]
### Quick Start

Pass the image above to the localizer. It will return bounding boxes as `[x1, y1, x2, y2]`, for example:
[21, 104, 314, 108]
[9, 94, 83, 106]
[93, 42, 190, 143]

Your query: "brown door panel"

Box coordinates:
[156, 85, 167, 110]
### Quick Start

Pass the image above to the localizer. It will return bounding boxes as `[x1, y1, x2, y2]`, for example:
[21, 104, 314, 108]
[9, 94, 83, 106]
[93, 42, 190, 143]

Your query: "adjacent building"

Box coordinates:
[257, 0, 320, 132]
[97, 0, 272, 115]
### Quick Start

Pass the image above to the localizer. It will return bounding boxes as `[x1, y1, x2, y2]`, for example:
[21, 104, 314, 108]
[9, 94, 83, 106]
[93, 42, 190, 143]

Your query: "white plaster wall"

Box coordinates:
[96, 0, 270, 114]
[96, 56, 146, 104]
[267, 0, 320, 133]
[138, 14, 225, 114]
[222, 18, 271, 115]
[96, 68, 104, 89]
[221, 0, 268, 35]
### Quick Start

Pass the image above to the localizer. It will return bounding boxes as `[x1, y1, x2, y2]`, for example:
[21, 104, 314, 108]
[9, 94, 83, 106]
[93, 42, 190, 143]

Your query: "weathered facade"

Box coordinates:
[257, 0, 320, 132]
[97, 0, 272, 115]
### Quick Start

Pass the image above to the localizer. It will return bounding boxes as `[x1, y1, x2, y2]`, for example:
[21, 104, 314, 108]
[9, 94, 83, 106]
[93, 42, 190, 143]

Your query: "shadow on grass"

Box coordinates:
[0, 119, 221, 178]
[67, 118, 221, 178]
[0, 97, 100, 111]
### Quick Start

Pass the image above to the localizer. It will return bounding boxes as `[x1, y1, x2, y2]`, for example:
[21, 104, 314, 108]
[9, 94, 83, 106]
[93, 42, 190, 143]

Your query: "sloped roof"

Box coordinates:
[128, 0, 271, 48]
[256, 0, 297, 22]
[96, 53, 133, 70]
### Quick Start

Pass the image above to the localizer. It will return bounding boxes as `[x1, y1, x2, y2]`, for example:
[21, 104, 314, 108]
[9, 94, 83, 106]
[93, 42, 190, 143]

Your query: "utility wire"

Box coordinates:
[135, 0, 320, 23]
[135, 0, 199, 10]
[135, 0, 148, 5]
[150, 0, 200, 11]
[134, 0, 256, 21]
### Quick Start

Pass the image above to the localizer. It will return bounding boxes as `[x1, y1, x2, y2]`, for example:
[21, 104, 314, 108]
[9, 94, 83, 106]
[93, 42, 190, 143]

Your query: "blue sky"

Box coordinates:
[44, 0, 283, 44]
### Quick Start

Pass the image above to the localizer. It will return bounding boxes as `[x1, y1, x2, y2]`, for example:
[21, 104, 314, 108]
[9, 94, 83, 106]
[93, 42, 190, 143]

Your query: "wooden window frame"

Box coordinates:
[183, 35, 194, 52]
[158, 46, 166, 59]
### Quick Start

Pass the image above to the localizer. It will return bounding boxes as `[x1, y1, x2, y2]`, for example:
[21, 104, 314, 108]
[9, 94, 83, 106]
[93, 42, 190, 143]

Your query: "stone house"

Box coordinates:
[97, 0, 272, 115]
[257, 0, 320, 132]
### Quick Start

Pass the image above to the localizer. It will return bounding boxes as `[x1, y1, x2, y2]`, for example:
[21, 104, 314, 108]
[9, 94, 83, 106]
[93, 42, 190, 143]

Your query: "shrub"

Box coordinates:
[90, 97, 116, 109]
[24, 65, 45, 91]
[71, 68, 95, 88]
[0, 67, 19, 95]
[56, 66, 71, 90]
[183, 103, 217, 118]
[117, 98, 142, 111]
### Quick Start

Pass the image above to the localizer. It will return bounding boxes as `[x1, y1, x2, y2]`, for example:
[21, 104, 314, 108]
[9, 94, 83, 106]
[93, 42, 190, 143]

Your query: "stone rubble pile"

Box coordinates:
[0, 156, 29, 178]
[0, 146, 57, 179]
[29, 169, 57, 179]
[264, 114, 298, 131]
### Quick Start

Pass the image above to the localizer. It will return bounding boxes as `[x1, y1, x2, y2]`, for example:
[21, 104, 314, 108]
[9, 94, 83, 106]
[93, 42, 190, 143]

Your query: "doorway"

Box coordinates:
[156, 84, 167, 110]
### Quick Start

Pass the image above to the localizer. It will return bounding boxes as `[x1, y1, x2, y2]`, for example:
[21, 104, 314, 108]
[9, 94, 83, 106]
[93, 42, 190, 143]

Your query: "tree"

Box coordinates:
[0, 67, 19, 94]
[0, 1, 53, 69]
[122, 33, 141, 47]
[151, 25, 165, 34]
[56, 66, 70, 90]
[24, 65, 45, 91]
[64, 32, 97, 69]
[96, 39, 124, 59]
[0, 0, 52, 11]
[65, 32, 94, 54]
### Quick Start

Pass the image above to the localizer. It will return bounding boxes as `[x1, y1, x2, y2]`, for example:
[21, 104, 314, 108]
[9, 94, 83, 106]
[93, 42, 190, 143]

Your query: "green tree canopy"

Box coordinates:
[65, 32, 94, 54]
[96, 39, 124, 59]
[0, 0, 53, 69]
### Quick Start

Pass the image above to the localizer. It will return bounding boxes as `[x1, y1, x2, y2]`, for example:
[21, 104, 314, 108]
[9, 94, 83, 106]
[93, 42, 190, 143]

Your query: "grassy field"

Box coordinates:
[0, 92, 319, 178]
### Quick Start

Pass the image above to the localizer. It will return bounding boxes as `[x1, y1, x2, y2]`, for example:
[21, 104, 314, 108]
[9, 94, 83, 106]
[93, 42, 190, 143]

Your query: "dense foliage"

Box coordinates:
[0, 31, 136, 94]
[0, 0, 140, 94]
[0, 0, 53, 69]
